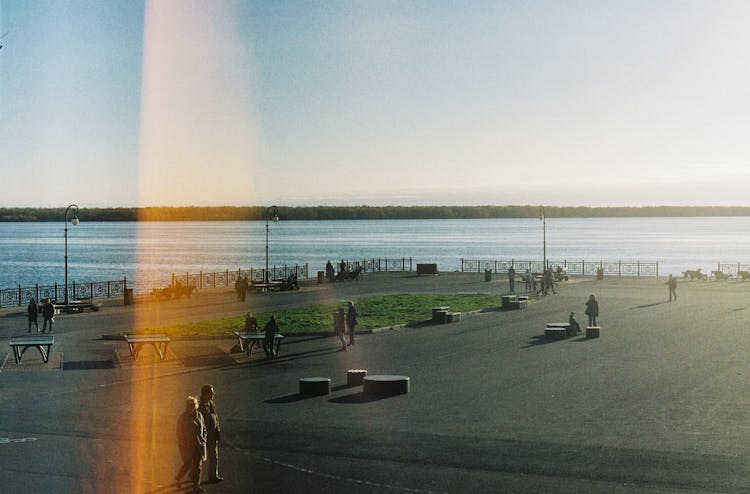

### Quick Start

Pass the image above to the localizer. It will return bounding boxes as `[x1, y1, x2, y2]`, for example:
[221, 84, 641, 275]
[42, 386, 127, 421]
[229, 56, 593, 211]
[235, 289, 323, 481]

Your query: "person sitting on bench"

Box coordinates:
[568, 311, 581, 335]
[262, 315, 280, 358]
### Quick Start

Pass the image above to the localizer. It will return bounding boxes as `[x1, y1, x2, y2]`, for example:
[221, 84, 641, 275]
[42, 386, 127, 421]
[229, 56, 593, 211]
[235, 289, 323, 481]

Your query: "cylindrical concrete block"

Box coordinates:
[347, 369, 367, 386]
[299, 377, 331, 396]
[363, 375, 410, 396]
[317, 271, 325, 283]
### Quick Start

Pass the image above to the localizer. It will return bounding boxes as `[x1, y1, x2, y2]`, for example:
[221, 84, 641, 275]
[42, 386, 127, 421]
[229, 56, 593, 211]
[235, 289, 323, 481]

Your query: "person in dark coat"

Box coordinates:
[346, 301, 358, 346]
[199, 385, 223, 484]
[175, 396, 207, 493]
[325, 260, 335, 281]
[667, 274, 677, 301]
[568, 311, 581, 335]
[27, 299, 39, 333]
[263, 315, 280, 358]
[585, 294, 599, 327]
[244, 312, 258, 332]
[507, 266, 516, 294]
[41, 298, 55, 333]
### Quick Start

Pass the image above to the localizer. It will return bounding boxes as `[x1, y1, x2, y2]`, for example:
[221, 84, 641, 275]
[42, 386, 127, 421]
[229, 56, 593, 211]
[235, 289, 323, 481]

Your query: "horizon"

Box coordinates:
[2, 2, 750, 207]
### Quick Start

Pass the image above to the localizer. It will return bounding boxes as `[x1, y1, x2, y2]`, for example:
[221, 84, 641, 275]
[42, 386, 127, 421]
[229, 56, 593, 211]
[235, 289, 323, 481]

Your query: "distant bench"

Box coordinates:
[9, 335, 54, 364]
[417, 263, 439, 275]
[124, 334, 171, 360]
[233, 331, 284, 358]
[54, 300, 100, 314]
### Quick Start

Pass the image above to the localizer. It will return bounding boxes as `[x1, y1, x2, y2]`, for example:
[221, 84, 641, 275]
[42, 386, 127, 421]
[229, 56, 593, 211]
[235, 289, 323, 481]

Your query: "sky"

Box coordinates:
[1, 0, 750, 207]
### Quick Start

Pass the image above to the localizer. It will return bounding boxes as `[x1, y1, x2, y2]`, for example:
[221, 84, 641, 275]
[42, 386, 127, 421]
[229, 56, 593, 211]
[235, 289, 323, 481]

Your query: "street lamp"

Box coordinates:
[265, 206, 279, 283]
[539, 206, 546, 272]
[64, 204, 80, 304]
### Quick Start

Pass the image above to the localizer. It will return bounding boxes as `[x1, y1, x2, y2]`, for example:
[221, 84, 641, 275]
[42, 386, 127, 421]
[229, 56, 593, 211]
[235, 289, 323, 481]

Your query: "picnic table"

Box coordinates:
[545, 322, 572, 340]
[233, 331, 284, 357]
[123, 334, 171, 360]
[9, 335, 54, 364]
[252, 281, 289, 292]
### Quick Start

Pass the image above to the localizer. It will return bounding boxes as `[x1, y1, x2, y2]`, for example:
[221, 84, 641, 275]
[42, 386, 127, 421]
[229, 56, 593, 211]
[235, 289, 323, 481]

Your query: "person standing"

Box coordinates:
[585, 294, 599, 327]
[199, 385, 223, 484]
[27, 298, 39, 333]
[244, 312, 258, 332]
[41, 298, 55, 333]
[507, 266, 516, 294]
[175, 396, 207, 493]
[346, 301, 358, 346]
[667, 274, 677, 301]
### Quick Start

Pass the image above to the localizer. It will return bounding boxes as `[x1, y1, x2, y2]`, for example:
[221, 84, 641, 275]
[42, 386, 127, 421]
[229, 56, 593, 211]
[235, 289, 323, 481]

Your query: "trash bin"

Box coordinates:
[596, 268, 604, 280]
[317, 271, 325, 284]
[124, 288, 134, 305]
[484, 269, 492, 282]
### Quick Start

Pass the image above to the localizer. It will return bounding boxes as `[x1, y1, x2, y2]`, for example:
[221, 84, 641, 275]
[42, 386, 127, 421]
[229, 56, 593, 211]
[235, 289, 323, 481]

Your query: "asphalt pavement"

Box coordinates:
[1, 272, 750, 493]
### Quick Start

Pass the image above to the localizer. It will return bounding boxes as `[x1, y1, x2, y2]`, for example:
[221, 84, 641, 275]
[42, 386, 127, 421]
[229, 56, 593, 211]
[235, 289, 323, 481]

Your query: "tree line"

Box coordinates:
[2, 205, 750, 222]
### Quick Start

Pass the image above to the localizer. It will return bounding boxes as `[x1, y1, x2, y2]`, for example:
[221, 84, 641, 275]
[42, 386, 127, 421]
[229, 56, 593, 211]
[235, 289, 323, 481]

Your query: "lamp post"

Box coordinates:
[265, 206, 279, 283]
[539, 206, 546, 272]
[64, 204, 80, 304]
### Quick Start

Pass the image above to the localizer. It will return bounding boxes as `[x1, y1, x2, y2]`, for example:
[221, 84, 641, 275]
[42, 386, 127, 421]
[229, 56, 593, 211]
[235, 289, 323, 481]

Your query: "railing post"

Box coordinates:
[637, 261, 640, 277]
[172, 273, 175, 286]
[36, 284, 39, 302]
[54, 283, 58, 301]
[90, 282, 93, 298]
[461, 259, 464, 272]
[18, 285, 22, 306]
[226, 270, 229, 287]
[656, 261, 659, 277]
[107, 281, 111, 298]
[618, 260, 621, 276]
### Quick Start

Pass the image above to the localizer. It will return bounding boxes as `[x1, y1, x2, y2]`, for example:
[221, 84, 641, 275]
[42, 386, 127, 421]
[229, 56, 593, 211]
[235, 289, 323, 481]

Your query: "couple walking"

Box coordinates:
[334, 301, 358, 351]
[176, 385, 224, 493]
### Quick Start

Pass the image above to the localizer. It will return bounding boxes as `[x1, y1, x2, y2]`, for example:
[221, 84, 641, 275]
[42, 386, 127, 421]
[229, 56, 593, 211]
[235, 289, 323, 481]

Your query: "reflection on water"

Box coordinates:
[1, 217, 749, 291]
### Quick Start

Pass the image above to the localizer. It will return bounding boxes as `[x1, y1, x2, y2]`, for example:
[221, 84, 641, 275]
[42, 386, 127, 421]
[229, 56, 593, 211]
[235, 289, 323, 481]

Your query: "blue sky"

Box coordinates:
[2, 1, 750, 207]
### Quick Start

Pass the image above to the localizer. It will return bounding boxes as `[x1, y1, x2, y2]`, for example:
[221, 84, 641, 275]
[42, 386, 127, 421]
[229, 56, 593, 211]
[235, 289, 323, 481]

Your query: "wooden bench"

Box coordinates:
[9, 335, 54, 364]
[233, 331, 285, 357]
[252, 281, 293, 292]
[124, 334, 171, 360]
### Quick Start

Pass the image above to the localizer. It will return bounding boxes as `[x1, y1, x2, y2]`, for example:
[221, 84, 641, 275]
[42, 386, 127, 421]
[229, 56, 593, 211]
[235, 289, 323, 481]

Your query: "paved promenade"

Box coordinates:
[1, 272, 750, 493]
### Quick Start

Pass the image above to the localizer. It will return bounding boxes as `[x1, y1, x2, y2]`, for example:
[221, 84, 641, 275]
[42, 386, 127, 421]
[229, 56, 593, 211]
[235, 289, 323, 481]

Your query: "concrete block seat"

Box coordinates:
[347, 369, 367, 386]
[299, 377, 332, 396]
[586, 326, 601, 338]
[363, 375, 410, 396]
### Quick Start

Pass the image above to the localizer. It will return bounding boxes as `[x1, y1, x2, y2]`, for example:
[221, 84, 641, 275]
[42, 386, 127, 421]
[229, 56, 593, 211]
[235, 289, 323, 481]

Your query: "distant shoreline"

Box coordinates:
[2, 205, 750, 221]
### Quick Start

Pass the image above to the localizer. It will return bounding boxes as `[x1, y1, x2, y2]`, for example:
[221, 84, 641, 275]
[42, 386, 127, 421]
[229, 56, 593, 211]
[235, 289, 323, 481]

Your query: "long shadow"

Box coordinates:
[242, 346, 344, 367]
[521, 334, 558, 348]
[631, 301, 669, 309]
[264, 393, 312, 404]
[572, 336, 596, 343]
[328, 391, 391, 404]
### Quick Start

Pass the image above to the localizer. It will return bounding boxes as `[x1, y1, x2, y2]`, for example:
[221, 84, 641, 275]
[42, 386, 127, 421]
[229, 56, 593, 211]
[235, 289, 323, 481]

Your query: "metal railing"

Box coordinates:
[170, 264, 310, 289]
[461, 259, 660, 277]
[0, 279, 128, 308]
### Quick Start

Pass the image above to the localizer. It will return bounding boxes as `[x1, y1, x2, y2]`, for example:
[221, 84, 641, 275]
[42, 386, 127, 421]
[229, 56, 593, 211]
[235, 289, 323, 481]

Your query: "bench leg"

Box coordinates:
[12, 346, 21, 364]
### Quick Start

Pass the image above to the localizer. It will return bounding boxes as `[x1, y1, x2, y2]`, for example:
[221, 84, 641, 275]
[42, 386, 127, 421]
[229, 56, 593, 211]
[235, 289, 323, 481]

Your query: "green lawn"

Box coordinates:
[133, 293, 499, 336]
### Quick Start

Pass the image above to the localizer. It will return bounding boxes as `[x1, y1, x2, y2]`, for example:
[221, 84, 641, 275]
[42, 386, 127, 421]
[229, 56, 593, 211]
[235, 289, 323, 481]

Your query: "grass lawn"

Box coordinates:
[133, 293, 499, 337]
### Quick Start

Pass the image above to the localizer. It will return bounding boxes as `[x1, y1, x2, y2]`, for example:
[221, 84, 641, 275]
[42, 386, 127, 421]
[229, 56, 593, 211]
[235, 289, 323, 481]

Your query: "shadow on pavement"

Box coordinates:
[264, 393, 312, 404]
[521, 334, 556, 348]
[63, 360, 116, 370]
[328, 392, 391, 404]
[631, 301, 669, 309]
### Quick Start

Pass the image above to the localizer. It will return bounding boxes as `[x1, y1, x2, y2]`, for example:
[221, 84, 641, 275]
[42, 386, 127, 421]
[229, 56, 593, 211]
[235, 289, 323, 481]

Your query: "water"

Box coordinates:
[1, 217, 749, 292]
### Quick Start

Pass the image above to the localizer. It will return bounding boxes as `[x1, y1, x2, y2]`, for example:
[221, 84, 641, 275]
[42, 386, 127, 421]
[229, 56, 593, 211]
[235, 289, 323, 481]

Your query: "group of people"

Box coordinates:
[27, 298, 55, 333]
[234, 275, 250, 301]
[507, 266, 561, 296]
[176, 384, 224, 493]
[244, 311, 280, 358]
[567, 294, 600, 335]
[333, 301, 358, 351]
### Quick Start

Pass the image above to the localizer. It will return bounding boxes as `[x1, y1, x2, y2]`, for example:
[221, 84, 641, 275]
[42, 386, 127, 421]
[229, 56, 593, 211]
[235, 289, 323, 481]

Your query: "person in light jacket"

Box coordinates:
[175, 396, 207, 493]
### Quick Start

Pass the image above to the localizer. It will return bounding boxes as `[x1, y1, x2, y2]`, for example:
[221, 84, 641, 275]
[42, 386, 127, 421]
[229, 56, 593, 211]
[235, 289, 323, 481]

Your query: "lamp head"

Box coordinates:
[71, 216, 79, 226]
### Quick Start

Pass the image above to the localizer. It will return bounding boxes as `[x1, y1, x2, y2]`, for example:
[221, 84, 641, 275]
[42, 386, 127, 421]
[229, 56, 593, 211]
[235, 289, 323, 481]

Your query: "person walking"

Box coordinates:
[175, 396, 207, 493]
[507, 266, 516, 294]
[41, 298, 55, 333]
[199, 385, 223, 484]
[346, 301, 358, 346]
[27, 298, 39, 333]
[585, 294, 599, 327]
[333, 308, 347, 351]
[263, 315, 280, 358]
[667, 274, 677, 301]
